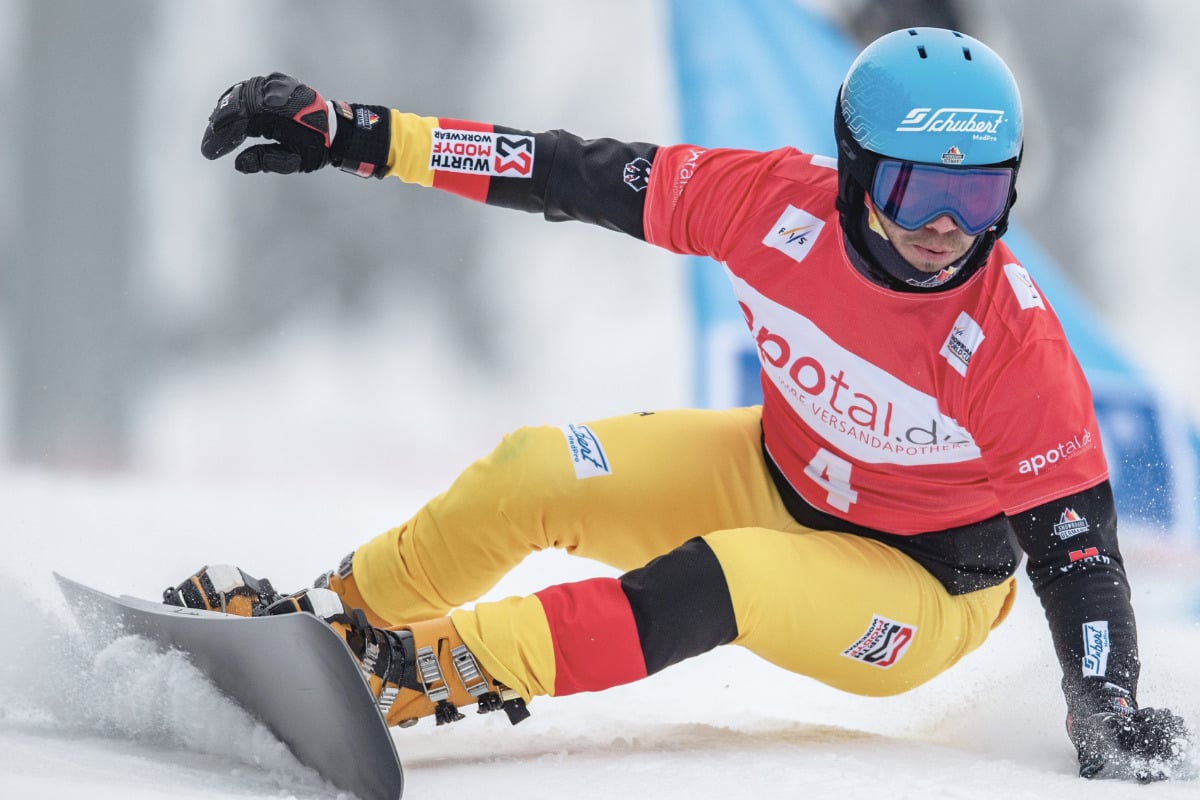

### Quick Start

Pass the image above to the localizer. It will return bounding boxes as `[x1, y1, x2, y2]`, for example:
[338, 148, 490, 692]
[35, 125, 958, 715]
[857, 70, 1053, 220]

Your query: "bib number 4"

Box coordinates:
[804, 449, 858, 512]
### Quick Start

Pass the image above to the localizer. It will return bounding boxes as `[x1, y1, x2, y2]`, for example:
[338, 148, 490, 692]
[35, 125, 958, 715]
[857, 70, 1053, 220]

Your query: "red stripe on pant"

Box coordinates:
[536, 577, 648, 696]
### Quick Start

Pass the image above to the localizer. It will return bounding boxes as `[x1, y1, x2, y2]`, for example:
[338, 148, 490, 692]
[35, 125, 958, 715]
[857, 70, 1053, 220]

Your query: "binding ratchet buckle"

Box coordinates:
[412, 644, 530, 726]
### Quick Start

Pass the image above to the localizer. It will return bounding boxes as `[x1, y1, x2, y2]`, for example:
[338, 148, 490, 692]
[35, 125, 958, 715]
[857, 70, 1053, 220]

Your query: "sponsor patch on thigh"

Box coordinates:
[559, 423, 612, 479]
[841, 614, 917, 668]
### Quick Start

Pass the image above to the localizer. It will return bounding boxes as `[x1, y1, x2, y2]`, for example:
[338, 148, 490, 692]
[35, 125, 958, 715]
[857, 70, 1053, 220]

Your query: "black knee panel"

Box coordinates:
[619, 537, 738, 675]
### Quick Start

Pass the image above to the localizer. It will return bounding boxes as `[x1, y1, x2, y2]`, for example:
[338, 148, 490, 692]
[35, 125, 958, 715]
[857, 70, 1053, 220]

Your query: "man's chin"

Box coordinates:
[905, 255, 956, 273]
[901, 245, 965, 273]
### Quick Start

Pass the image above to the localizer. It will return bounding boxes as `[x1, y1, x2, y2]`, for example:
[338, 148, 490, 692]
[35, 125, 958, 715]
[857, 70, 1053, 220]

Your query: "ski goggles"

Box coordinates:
[871, 160, 1014, 236]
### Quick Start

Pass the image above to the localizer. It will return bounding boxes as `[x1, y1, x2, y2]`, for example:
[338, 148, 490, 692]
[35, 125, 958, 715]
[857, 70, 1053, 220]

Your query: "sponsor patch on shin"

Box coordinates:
[559, 423, 612, 479]
[842, 614, 917, 669]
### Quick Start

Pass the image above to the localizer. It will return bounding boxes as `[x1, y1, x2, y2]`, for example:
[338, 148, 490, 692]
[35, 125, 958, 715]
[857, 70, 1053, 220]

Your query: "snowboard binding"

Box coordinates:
[166, 564, 531, 729]
[163, 564, 282, 616]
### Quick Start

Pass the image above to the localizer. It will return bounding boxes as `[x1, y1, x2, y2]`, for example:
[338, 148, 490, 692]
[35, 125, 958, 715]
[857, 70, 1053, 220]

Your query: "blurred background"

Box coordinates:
[1, 0, 1196, 513]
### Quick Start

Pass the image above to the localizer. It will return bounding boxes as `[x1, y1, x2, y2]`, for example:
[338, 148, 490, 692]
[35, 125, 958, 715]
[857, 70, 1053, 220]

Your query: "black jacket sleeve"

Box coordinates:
[1009, 480, 1141, 714]
[484, 126, 659, 240]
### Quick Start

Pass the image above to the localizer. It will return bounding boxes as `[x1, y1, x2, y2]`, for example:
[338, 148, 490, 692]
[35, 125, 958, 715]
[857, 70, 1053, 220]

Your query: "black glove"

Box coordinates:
[201, 73, 391, 177]
[1068, 685, 1191, 782]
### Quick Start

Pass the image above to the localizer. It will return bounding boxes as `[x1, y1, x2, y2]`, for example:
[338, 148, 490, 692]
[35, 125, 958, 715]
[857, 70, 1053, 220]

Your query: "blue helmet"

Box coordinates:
[834, 28, 1024, 240]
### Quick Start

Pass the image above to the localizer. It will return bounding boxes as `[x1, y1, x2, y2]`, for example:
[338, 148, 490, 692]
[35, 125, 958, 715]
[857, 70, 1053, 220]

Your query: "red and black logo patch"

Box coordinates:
[494, 135, 534, 176]
[842, 614, 917, 669]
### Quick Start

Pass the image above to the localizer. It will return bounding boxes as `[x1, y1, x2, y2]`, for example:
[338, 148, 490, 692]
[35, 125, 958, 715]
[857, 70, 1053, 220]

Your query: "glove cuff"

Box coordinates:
[329, 102, 392, 178]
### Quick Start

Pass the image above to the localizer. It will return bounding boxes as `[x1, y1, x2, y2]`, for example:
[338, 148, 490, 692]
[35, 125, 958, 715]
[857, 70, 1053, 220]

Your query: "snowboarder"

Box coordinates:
[177, 27, 1190, 780]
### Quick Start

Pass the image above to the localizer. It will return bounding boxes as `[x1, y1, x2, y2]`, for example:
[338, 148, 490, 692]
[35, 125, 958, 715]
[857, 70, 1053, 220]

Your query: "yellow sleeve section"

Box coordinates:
[386, 109, 439, 186]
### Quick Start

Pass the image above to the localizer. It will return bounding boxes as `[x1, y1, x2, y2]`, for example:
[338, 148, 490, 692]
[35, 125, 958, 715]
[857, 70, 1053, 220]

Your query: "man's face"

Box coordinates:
[870, 203, 978, 273]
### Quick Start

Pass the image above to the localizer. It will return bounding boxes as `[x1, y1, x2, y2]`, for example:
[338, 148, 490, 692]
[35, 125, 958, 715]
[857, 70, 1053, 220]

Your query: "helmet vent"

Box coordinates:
[917, 45, 927, 58]
[962, 47, 973, 61]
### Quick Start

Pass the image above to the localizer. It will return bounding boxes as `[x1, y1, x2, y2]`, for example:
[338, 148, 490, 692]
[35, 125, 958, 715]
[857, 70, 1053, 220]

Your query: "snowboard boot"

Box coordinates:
[271, 589, 531, 728]
[163, 564, 282, 616]
[312, 551, 391, 627]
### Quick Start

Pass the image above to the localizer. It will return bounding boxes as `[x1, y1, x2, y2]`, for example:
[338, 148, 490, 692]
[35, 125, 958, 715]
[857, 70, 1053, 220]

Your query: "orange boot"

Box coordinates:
[162, 564, 281, 616]
[312, 552, 392, 627]
[270, 589, 530, 728]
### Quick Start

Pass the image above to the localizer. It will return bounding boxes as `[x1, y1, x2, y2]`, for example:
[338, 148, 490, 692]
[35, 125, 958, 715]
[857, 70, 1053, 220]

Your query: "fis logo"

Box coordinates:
[1004, 263, 1044, 310]
[763, 205, 825, 265]
[842, 614, 916, 669]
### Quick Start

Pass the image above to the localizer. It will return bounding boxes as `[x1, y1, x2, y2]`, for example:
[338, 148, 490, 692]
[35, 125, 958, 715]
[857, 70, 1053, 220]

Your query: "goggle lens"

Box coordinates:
[871, 160, 1014, 236]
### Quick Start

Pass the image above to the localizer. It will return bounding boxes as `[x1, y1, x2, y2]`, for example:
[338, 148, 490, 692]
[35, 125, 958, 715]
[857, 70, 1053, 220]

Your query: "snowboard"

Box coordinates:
[54, 573, 404, 800]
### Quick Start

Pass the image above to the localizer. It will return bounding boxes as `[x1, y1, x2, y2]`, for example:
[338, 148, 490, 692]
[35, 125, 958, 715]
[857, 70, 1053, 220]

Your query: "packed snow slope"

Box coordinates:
[1, 471, 1197, 799]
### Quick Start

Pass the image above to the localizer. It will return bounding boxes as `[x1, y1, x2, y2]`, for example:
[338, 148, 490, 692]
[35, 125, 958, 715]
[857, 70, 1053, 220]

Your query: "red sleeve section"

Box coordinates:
[536, 577, 648, 696]
[430, 117, 494, 203]
[643, 145, 803, 259]
[973, 336, 1109, 514]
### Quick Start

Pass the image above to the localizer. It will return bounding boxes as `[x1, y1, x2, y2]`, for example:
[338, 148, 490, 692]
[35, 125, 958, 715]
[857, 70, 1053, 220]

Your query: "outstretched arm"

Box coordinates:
[384, 113, 658, 239]
[200, 73, 659, 240]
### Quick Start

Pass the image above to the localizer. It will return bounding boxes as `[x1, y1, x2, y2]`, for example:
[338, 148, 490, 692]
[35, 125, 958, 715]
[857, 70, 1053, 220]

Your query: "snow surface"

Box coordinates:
[2, 471, 1198, 799]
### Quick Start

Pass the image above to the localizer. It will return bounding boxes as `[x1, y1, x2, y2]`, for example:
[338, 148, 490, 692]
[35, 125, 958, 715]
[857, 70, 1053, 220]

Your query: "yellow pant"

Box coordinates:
[352, 407, 1015, 700]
